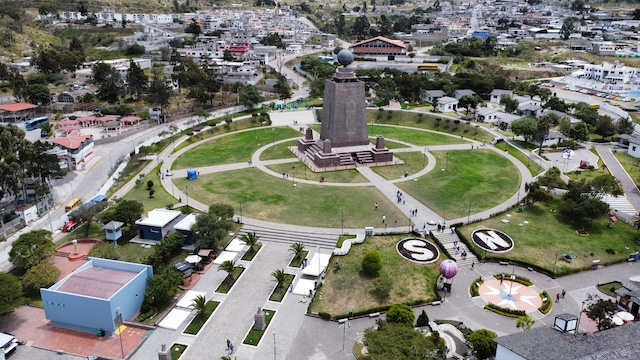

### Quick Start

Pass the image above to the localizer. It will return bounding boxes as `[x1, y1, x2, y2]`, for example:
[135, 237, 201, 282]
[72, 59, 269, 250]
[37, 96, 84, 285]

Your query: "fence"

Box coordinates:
[0, 216, 25, 242]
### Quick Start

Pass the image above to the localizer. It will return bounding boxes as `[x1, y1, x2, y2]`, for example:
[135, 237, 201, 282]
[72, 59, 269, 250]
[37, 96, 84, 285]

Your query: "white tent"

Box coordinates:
[301, 252, 331, 277]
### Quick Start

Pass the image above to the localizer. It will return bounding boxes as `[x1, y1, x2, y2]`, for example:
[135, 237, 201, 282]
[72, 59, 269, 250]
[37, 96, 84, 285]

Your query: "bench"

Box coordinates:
[369, 312, 380, 318]
[499, 261, 509, 266]
[431, 301, 442, 306]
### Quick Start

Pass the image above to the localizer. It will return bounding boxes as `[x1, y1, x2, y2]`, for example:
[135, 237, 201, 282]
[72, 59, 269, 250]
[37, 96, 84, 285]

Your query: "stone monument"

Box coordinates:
[297, 49, 393, 169]
[254, 307, 265, 330]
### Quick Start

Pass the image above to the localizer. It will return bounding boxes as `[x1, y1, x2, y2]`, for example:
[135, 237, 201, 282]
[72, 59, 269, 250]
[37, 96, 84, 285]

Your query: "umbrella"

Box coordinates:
[439, 259, 458, 279]
[185, 255, 202, 264]
[615, 311, 634, 321]
[611, 316, 624, 326]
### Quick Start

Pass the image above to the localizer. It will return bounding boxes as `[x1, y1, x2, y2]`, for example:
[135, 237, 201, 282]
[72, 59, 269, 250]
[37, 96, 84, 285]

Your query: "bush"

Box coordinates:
[538, 291, 552, 314]
[361, 250, 383, 276]
[416, 309, 429, 327]
[371, 276, 393, 301]
[22, 263, 60, 295]
[492, 273, 533, 286]
[385, 303, 415, 325]
[88, 242, 120, 260]
[470, 276, 483, 297]
[484, 303, 526, 318]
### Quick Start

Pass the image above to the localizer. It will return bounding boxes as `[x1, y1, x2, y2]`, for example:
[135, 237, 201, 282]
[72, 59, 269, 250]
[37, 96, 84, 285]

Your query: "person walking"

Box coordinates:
[375, 202, 378, 210]
[471, 260, 475, 269]
[561, 289, 566, 298]
[382, 215, 386, 224]
[556, 293, 560, 303]
[226, 339, 231, 351]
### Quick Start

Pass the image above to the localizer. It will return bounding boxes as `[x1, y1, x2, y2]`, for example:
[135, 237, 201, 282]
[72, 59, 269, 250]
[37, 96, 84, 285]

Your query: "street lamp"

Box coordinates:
[292, 166, 295, 187]
[341, 210, 344, 235]
[467, 202, 472, 224]
[272, 127, 275, 143]
[272, 332, 276, 360]
[340, 319, 350, 351]
[508, 269, 516, 296]
[445, 152, 449, 171]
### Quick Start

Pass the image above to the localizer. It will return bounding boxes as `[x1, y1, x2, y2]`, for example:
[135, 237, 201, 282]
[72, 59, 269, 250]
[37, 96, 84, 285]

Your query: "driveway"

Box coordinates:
[544, 148, 598, 172]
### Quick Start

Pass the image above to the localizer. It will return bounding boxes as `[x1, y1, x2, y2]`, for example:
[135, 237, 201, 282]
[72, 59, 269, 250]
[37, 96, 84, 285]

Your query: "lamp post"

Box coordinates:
[341, 319, 350, 351]
[272, 127, 275, 143]
[445, 152, 449, 171]
[272, 332, 276, 360]
[341, 210, 344, 235]
[577, 301, 586, 333]
[292, 166, 295, 187]
[508, 269, 515, 296]
[467, 202, 472, 224]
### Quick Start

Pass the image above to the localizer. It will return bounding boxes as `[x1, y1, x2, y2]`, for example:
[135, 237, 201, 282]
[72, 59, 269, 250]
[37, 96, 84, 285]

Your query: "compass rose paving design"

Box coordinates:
[478, 279, 542, 313]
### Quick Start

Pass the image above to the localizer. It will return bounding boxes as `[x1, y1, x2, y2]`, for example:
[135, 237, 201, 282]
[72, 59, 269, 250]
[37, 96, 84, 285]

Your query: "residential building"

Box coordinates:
[349, 36, 408, 58]
[490, 89, 513, 104]
[588, 41, 616, 56]
[437, 96, 459, 112]
[615, 274, 640, 317]
[476, 107, 500, 123]
[619, 134, 640, 158]
[50, 130, 94, 171]
[41, 258, 152, 337]
[453, 89, 477, 100]
[135, 208, 182, 241]
[422, 90, 447, 103]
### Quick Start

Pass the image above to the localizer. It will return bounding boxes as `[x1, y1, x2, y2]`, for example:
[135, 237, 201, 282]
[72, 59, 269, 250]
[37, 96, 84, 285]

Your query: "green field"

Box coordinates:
[458, 198, 637, 276]
[121, 165, 176, 211]
[259, 140, 299, 161]
[173, 127, 301, 169]
[372, 151, 428, 180]
[266, 161, 368, 183]
[398, 150, 520, 219]
[173, 168, 407, 228]
[494, 141, 544, 176]
[309, 234, 441, 317]
[367, 125, 468, 146]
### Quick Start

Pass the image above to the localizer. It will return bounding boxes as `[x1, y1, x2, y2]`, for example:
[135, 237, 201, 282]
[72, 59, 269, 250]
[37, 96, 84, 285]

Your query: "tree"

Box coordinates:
[209, 203, 235, 219]
[289, 242, 305, 260]
[147, 74, 172, 111]
[191, 294, 207, 317]
[524, 181, 550, 207]
[146, 180, 154, 190]
[124, 44, 146, 56]
[126, 60, 148, 99]
[223, 49, 234, 61]
[468, 329, 498, 359]
[544, 96, 569, 112]
[458, 95, 479, 116]
[143, 267, 183, 308]
[92, 62, 115, 84]
[361, 250, 383, 276]
[0, 272, 22, 317]
[617, 117, 635, 135]
[574, 102, 599, 127]
[185, 20, 202, 38]
[416, 309, 429, 327]
[97, 71, 124, 104]
[516, 315, 534, 331]
[218, 260, 241, 282]
[260, 32, 285, 48]
[594, 116, 615, 140]
[561, 17, 576, 40]
[510, 117, 537, 142]
[276, 75, 292, 101]
[26, 84, 52, 105]
[568, 122, 590, 142]
[9, 230, 55, 271]
[271, 269, 287, 288]
[22, 262, 60, 296]
[559, 181, 610, 225]
[109, 200, 144, 228]
[241, 232, 260, 253]
[352, 15, 370, 40]
[33, 47, 61, 74]
[239, 85, 264, 108]
[385, 303, 415, 325]
[590, 174, 623, 197]
[585, 295, 618, 331]
[364, 324, 446, 359]
[194, 107, 210, 124]
[500, 96, 519, 113]
[191, 205, 233, 249]
[535, 115, 552, 154]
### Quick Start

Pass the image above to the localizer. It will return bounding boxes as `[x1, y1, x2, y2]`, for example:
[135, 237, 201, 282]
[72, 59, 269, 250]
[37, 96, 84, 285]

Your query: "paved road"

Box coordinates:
[596, 145, 640, 212]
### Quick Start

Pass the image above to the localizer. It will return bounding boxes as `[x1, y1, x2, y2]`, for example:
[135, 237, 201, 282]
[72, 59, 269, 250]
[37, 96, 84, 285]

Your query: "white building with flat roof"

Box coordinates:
[583, 62, 637, 84]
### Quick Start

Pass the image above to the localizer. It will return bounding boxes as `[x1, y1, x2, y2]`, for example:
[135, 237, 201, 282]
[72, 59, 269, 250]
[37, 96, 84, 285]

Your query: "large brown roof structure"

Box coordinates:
[56, 267, 137, 299]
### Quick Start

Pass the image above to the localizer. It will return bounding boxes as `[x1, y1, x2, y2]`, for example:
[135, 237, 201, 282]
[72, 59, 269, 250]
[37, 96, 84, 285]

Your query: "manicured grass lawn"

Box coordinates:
[494, 141, 544, 176]
[171, 343, 187, 360]
[266, 161, 368, 183]
[174, 168, 407, 228]
[366, 109, 495, 143]
[260, 140, 298, 161]
[614, 151, 640, 187]
[368, 125, 467, 146]
[184, 301, 220, 335]
[458, 198, 637, 276]
[566, 168, 610, 183]
[372, 151, 427, 180]
[380, 139, 407, 149]
[173, 118, 258, 152]
[269, 274, 295, 302]
[241, 243, 262, 261]
[398, 150, 520, 219]
[173, 127, 301, 169]
[215, 267, 245, 293]
[121, 164, 176, 212]
[309, 234, 441, 317]
[242, 309, 276, 346]
[288, 250, 309, 267]
[597, 281, 623, 297]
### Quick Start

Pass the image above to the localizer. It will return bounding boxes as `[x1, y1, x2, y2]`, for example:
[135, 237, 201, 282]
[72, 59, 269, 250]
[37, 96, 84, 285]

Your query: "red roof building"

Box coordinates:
[50, 130, 95, 171]
[0, 102, 38, 123]
[349, 36, 408, 56]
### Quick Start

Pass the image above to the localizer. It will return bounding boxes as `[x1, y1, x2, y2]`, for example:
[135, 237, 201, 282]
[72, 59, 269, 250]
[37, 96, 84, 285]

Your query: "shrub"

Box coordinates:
[385, 303, 415, 325]
[22, 263, 60, 295]
[484, 303, 526, 318]
[416, 309, 429, 327]
[606, 248, 615, 255]
[371, 276, 393, 301]
[538, 291, 552, 314]
[470, 276, 483, 297]
[361, 250, 383, 276]
[492, 273, 533, 286]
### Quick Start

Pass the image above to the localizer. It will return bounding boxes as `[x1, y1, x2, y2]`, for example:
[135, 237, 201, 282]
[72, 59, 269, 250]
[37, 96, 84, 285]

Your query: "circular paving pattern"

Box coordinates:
[478, 279, 542, 313]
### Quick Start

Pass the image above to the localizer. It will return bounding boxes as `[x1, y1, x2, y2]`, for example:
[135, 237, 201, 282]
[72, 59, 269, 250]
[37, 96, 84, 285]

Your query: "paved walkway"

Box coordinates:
[595, 144, 640, 212]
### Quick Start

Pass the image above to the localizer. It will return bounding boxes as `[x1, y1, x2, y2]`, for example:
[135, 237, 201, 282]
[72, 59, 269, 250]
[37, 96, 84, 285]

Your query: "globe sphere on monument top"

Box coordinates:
[337, 49, 354, 67]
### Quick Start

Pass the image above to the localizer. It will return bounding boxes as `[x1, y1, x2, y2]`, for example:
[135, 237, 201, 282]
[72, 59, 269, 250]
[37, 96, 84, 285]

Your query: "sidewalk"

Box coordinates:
[595, 145, 640, 212]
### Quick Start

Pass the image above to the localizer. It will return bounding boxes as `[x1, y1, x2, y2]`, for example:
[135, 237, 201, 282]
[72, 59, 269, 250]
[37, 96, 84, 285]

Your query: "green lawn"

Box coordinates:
[494, 141, 544, 176]
[367, 125, 467, 146]
[171, 343, 187, 360]
[243, 309, 276, 346]
[260, 140, 299, 161]
[288, 250, 309, 268]
[309, 234, 441, 317]
[173, 168, 407, 228]
[173, 127, 301, 169]
[121, 164, 176, 212]
[380, 139, 408, 149]
[241, 243, 263, 261]
[614, 151, 640, 187]
[269, 274, 295, 302]
[372, 151, 428, 180]
[215, 267, 245, 293]
[184, 301, 220, 335]
[597, 281, 623, 297]
[266, 161, 368, 183]
[173, 118, 261, 153]
[458, 198, 637, 276]
[398, 150, 520, 219]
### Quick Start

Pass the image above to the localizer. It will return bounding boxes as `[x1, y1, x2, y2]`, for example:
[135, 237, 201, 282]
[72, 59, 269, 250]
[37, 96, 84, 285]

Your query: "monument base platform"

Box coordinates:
[292, 143, 399, 173]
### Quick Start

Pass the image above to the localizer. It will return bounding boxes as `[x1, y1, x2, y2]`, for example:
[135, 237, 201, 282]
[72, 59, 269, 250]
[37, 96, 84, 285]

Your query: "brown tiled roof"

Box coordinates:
[0, 102, 38, 112]
[351, 47, 405, 54]
[51, 130, 92, 150]
[350, 36, 407, 49]
[57, 266, 137, 299]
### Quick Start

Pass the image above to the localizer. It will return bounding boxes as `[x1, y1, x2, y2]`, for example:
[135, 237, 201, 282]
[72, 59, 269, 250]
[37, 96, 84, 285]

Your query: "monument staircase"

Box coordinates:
[55, 250, 89, 261]
[355, 152, 373, 164]
[431, 231, 477, 266]
[301, 143, 356, 167]
[237, 223, 340, 250]
[338, 153, 355, 166]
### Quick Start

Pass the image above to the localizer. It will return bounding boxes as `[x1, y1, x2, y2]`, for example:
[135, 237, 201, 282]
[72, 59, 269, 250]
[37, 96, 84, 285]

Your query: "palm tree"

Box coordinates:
[516, 315, 534, 331]
[191, 294, 207, 317]
[289, 242, 305, 260]
[218, 260, 240, 282]
[271, 269, 287, 288]
[241, 232, 260, 253]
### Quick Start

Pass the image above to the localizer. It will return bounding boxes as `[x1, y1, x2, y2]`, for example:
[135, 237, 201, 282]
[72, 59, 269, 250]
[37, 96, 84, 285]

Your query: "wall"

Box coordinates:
[139, 225, 162, 241]
[41, 289, 114, 335]
[495, 345, 527, 360]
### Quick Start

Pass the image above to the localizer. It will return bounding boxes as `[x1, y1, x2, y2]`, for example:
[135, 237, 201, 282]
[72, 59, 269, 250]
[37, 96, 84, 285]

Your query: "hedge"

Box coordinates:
[538, 291, 552, 314]
[469, 276, 483, 297]
[492, 273, 533, 286]
[484, 303, 526, 318]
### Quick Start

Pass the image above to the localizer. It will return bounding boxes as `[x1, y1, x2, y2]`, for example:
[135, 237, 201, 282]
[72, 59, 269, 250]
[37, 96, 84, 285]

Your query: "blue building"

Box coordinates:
[41, 258, 152, 337]
[135, 208, 182, 241]
[103, 220, 124, 242]
[173, 213, 197, 245]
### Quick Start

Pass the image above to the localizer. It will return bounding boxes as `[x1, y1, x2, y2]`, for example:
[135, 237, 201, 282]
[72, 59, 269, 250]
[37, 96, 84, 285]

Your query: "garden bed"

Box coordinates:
[268, 274, 295, 302]
[596, 281, 623, 297]
[243, 309, 276, 346]
[183, 301, 220, 335]
[241, 243, 263, 261]
[171, 343, 188, 360]
[288, 250, 309, 268]
[215, 267, 245, 294]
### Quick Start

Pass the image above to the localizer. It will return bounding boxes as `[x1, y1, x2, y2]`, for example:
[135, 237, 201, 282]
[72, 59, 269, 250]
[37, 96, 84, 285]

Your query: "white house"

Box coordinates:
[437, 96, 459, 112]
[619, 134, 640, 158]
[453, 89, 477, 100]
[422, 90, 446, 103]
[583, 62, 637, 84]
[476, 107, 500, 123]
[531, 130, 565, 147]
[490, 89, 513, 104]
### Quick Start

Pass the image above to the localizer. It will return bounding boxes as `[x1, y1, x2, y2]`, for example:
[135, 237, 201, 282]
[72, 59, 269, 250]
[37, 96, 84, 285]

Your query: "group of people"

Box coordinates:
[409, 209, 418, 217]
[396, 191, 406, 204]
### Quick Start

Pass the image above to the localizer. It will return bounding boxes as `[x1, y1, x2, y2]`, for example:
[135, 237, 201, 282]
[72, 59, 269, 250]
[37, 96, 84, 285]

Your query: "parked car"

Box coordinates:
[62, 219, 82, 232]
[0, 332, 18, 356]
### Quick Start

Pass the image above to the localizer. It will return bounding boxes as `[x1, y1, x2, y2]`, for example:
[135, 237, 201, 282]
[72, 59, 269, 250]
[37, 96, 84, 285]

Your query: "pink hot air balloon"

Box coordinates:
[439, 259, 458, 279]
